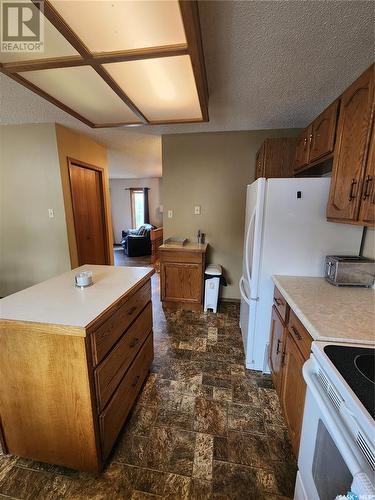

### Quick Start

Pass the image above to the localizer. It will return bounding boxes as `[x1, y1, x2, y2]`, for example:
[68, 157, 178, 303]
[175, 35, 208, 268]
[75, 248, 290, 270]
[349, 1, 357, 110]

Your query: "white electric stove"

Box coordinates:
[295, 340, 375, 500]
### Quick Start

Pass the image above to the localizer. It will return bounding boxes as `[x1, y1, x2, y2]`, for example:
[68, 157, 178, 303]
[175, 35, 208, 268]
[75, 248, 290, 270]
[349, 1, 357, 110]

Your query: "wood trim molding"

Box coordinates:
[1, 0, 209, 128]
[179, 0, 209, 122]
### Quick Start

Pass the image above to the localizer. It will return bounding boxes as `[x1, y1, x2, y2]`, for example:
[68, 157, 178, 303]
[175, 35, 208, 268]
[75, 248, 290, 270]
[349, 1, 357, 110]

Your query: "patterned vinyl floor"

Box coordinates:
[0, 274, 297, 499]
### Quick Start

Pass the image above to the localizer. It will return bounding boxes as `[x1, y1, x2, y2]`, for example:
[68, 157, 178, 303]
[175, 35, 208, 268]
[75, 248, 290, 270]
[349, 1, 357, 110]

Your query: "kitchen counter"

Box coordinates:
[160, 242, 208, 252]
[0, 264, 154, 333]
[272, 275, 374, 345]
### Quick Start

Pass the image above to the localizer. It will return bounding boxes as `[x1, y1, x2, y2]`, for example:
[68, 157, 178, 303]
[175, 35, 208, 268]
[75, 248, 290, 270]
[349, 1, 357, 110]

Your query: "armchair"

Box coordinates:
[121, 224, 155, 257]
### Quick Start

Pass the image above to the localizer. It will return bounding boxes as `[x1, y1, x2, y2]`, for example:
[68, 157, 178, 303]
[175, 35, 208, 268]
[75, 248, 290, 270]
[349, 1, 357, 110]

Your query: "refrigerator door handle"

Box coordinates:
[245, 206, 256, 287]
[239, 276, 250, 305]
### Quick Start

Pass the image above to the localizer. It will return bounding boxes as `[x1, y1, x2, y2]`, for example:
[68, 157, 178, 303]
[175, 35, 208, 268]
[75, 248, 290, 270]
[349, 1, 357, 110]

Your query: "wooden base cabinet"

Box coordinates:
[160, 243, 207, 311]
[0, 277, 154, 472]
[268, 306, 285, 396]
[268, 286, 313, 458]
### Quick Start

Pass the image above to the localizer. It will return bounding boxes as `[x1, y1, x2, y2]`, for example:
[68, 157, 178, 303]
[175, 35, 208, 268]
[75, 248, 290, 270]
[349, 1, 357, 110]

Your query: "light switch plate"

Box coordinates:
[168, 210, 173, 218]
[48, 208, 55, 219]
[194, 205, 201, 215]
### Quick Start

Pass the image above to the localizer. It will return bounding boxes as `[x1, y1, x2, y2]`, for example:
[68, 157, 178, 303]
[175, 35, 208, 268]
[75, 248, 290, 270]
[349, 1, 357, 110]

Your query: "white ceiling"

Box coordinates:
[1, 0, 374, 178]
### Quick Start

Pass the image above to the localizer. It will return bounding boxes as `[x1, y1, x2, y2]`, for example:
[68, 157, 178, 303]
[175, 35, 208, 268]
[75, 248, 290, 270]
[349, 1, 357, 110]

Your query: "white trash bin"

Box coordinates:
[204, 264, 222, 313]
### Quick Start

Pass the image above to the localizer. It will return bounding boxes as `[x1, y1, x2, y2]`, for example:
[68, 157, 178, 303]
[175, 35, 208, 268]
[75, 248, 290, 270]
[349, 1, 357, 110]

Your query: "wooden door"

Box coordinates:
[294, 126, 311, 172]
[281, 332, 307, 457]
[161, 263, 202, 303]
[327, 66, 374, 222]
[255, 144, 265, 179]
[359, 120, 375, 225]
[268, 306, 285, 396]
[309, 99, 339, 163]
[69, 162, 108, 265]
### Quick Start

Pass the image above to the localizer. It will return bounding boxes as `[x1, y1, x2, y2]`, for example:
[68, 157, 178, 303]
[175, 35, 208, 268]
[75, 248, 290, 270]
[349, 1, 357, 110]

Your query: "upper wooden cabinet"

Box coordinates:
[294, 126, 311, 171]
[255, 138, 296, 179]
[294, 100, 339, 173]
[309, 100, 339, 163]
[327, 66, 374, 225]
[358, 121, 375, 225]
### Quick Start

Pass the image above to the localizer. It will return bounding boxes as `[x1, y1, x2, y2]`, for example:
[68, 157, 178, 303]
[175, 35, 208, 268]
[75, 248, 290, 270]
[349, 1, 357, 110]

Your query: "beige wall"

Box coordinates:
[162, 129, 300, 299]
[0, 124, 70, 297]
[55, 124, 113, 268]
[109, 177, 162, 244]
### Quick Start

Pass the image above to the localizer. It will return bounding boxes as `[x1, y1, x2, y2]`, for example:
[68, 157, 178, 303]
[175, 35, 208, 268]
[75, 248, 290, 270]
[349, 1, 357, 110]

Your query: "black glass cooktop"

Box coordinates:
[324, 345, 375, 419]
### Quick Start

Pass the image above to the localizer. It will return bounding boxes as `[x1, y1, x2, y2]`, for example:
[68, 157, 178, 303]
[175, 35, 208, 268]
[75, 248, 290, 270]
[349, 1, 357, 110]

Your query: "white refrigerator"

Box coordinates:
[239, 177, 363, 372]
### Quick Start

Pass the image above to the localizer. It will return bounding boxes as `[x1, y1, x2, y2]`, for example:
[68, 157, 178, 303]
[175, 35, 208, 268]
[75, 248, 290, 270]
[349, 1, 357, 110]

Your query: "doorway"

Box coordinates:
[68, 159, 109, 265]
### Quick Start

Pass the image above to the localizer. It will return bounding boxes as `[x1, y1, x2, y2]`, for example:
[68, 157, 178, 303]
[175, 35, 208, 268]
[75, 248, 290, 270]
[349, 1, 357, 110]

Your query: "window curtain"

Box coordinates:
[143, 188, 150, 224]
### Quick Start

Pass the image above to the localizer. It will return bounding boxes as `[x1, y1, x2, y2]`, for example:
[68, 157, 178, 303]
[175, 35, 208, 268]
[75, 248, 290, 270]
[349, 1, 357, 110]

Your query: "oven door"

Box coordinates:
[296, 358, 369, 500]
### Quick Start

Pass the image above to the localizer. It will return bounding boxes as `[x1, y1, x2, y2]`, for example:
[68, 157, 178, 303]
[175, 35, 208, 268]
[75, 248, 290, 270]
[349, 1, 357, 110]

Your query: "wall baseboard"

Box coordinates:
[220, 298, 240, 304]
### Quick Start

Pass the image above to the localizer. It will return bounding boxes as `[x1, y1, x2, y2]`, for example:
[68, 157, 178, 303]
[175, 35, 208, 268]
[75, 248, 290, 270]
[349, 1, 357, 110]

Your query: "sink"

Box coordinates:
[354, 354, 375, 384]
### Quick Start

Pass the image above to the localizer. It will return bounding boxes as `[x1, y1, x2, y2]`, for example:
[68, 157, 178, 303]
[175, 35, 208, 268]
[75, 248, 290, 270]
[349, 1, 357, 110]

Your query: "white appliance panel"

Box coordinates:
[240, 178, 363, 371]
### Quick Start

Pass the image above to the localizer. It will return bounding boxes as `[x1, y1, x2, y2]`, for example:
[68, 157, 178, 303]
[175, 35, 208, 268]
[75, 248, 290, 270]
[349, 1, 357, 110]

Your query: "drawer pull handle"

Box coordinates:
[276, 339, 281, 354]
[348, 179, 358, 201]
[362, 175, 373, 200]
[291, 326, 302, 340]
[130, 337, 140, 348]
[128, 306, 137, 316]
[274, 298, 283, 306]
[131, 375, 140, 388]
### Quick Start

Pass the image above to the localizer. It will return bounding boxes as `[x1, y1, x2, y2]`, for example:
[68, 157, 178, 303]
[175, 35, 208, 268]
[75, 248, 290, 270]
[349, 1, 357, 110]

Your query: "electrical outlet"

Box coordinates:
[168, 210, 173, 218]
[194, 205, 201, 215]
[48, 208, 55, 219]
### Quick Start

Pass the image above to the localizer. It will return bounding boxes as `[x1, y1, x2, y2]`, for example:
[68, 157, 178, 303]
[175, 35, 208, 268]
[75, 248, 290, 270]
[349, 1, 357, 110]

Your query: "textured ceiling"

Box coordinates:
[1, 0, 374, 178]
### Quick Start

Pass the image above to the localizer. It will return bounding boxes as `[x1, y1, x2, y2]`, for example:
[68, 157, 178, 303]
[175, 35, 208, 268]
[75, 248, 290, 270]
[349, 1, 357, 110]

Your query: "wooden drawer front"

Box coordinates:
[273, 286, 288, 323]
[92, 281, 151, 365]
[160, 250, 203, 264]
[100, 333, 153, 460]
[288, 310, 312, 360]
[95, 303, 152, 412]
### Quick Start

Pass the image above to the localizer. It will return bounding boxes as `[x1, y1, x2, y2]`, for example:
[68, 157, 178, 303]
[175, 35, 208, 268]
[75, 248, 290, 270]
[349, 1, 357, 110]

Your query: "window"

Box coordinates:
[130, 189, 145, 228]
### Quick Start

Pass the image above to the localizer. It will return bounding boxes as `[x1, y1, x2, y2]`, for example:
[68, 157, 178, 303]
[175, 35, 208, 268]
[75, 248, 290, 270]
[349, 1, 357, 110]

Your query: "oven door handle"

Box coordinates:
[302, 359, 364, 475]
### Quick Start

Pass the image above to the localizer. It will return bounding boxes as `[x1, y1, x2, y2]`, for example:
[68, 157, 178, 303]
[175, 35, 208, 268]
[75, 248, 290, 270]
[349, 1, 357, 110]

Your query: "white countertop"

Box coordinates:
[0, 265, 154, 329]
[272, 275, 375, 345]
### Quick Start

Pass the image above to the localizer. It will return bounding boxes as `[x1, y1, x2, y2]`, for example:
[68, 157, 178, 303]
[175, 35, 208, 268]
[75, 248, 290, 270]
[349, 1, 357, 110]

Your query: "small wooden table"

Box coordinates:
[159, 242, 207, 311]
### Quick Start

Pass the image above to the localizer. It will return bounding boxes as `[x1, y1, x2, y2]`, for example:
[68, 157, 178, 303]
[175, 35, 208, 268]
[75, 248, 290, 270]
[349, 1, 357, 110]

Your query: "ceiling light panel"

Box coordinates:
[104, 55, 202, 121]
[0, 1, 79, 64]
[49, 0, 187, 53]
[19, 66, 139, 124]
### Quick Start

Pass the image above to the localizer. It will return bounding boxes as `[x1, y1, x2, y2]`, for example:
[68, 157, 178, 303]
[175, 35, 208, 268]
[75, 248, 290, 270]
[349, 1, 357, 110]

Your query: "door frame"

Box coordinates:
[67, 157, 111, 266]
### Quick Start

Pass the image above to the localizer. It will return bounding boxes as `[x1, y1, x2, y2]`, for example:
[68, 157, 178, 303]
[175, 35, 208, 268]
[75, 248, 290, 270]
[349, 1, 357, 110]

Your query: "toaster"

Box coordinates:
[325, 255, 375, 287]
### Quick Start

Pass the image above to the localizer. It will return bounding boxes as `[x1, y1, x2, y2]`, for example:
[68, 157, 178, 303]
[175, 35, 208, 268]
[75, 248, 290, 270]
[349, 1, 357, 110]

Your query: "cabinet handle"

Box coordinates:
[131, 375, 140, 388]
[309, 134, 313, 144]
[276, 339, 282, 354]
[303, 137, 307, 148]
[348, 179, 358, 201]
[282, 351, 287, 365]
[130, 337, 140, 348]
[291, 326, 302, 340]
[362, 175, 373, 200]
[274, 298, 283, 306]
[127, 306, 137, 316]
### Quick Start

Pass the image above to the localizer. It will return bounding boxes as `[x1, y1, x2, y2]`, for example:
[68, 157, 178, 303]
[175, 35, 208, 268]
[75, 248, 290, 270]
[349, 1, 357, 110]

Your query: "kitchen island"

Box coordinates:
[0, 265, 154, 472]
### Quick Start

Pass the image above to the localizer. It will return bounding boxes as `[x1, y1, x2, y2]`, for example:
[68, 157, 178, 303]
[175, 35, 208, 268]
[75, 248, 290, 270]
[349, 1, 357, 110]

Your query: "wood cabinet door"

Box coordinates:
[161, 262, 202, 303]
[255, 144, 265, 179]
[309, 99, 339, 163]
[263, 138, 296, 178]
[281, 332, 307, 457]
[359, 119, 375, 225]
[268, 306, 285, 396]
[294, 127, 311, 171]
[327, 66, 374, 222]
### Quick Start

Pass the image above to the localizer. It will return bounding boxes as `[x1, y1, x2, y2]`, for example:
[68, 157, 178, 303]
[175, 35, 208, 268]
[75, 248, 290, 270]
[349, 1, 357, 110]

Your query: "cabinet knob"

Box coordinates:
[348, 179, 358, 201]
[309, 134, 313, 143]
